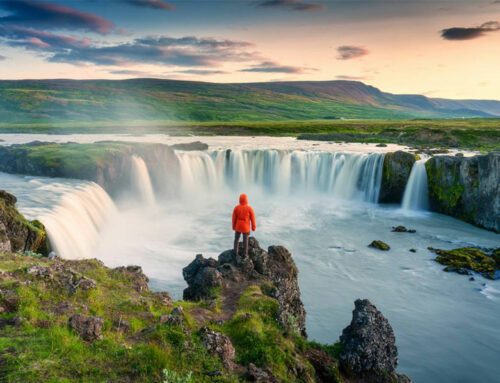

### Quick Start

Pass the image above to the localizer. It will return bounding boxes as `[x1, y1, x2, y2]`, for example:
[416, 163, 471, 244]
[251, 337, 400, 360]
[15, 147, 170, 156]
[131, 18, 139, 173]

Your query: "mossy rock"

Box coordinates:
[379, 151, 417, 203]
[434, 247, 499, 279]
[369, 240, 391, 251]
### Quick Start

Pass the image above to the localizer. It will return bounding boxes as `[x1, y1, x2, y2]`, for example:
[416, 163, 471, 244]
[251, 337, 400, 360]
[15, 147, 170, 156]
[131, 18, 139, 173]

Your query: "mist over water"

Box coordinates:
[1, 136, 499, 383]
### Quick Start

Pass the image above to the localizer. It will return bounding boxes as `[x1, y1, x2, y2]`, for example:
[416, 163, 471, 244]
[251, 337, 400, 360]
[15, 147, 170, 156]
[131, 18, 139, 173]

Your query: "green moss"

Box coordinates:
[434, 247, 499, 279]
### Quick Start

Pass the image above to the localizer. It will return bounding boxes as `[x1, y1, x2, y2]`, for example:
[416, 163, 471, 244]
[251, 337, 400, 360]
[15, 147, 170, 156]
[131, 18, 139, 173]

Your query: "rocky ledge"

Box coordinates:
[183, 237, 307, 337]
[0, 190, 48, 255]
[0, 235, 412, 382]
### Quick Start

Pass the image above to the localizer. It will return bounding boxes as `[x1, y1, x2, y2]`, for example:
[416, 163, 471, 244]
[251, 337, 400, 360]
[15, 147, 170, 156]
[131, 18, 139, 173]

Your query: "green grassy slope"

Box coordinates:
[1, 79, 499, 124]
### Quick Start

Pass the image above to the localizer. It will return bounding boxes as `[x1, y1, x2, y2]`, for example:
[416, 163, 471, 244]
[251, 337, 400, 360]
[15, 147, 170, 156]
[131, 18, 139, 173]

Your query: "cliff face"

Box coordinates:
[0, 142, 180, 197]
[426, 152, 500, 232]
[379, 151, 417, 203]
[0, 190, 48, 254]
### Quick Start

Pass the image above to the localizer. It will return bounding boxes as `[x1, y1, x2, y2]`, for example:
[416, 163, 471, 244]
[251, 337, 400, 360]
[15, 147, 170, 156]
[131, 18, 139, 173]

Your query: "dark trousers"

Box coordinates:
[234, 231, 249, 257]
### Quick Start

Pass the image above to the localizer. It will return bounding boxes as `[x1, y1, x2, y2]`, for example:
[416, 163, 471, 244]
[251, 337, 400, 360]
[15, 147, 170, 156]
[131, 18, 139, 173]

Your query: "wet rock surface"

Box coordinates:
[369, 240, 391, 251]
[170, 141, 209, 151]
[183, 237, 307, 336]
[340, 299, 411, 383]
[379, 151, 417, 203]
[426, 152, 500, 233]
[432, 247, 500, 279]
[0, 190, 48, 254]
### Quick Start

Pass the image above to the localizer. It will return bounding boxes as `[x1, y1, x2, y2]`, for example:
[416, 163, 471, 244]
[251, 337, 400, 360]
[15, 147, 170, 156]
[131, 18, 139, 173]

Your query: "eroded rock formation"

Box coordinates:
[340, 299, 411, 383]
[426, 152, 500, 232]
[183, 237, 307, 336]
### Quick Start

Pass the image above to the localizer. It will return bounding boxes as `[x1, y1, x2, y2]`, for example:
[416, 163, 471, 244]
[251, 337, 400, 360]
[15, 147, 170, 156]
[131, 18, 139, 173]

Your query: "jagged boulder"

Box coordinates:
[0, 190, 49, 254]
[113, 265, 149, 292]
[426, 152, 500, 233]
[182, 237, 307, 336]
[379, 151, 417, 203]
[339, 299, 411, 383]
[69, 314, 104, 341]
[199, 326, 236, 370]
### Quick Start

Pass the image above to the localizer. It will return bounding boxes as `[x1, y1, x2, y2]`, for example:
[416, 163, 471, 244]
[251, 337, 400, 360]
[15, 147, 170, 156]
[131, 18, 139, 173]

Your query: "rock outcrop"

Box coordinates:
[69, 314, 104, 341]
[183, 237, 307, 337]
[339, 299, 411, 383]
[426, 152, 500, 232]
[0, 190, 48, 254]
[170, 141, 209, 151]
[379, 151, 417, 203]
[0, 142, 180, 197]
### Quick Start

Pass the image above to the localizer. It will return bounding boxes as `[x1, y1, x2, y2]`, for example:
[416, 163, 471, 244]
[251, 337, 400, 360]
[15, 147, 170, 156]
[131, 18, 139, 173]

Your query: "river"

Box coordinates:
[0, 134, 498, 383]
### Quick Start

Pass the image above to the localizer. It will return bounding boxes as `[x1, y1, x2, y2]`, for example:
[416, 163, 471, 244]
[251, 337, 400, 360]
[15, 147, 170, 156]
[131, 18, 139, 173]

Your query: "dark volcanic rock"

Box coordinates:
[0, 190, 48, 254]
[69, 314, 104, 341]
[199, 326, 235, 370]
[340, 299, 411, 383]
[183, 237, 307, 336]
[426, 152, 500, 233]
[379, 151, 417, 203]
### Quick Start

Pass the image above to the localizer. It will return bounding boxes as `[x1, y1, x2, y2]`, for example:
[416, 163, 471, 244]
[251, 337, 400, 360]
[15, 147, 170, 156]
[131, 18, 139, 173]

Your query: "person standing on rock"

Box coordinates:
[232, 194, 256, 258]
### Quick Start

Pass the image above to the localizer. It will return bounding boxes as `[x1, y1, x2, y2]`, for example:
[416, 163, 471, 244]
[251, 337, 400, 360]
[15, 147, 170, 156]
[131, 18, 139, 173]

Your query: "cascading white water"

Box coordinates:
[401, 159, 429, 211]
[130, 155, 156, 205]
[176, 150, 385, 203]
[40, 183, 117, 259]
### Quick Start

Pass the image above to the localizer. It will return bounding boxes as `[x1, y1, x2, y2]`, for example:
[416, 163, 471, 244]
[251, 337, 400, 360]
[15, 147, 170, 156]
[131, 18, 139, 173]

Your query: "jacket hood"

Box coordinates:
[239, 194, 248, 205]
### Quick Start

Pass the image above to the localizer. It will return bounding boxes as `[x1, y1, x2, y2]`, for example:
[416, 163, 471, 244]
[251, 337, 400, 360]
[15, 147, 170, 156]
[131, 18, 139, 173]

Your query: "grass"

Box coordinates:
[0, 118, 499, 150]
[0, 253, 341, 382]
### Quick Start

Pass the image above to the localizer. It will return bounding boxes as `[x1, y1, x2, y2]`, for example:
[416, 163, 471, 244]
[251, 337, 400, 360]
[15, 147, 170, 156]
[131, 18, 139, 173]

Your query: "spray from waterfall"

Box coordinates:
[40, 183, 117, 259]
[130, 155, 156, 205]
[176, 150, 385, 203]
[402, 159, 429, 211]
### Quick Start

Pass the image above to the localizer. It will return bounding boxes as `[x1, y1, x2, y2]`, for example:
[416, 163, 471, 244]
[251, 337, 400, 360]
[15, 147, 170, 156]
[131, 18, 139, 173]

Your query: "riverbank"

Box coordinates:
[0, 119, 499, 151]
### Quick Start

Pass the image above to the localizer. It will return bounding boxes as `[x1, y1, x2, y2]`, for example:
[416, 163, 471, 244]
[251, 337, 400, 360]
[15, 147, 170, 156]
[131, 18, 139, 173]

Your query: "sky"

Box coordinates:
[0, 0, 500, 99]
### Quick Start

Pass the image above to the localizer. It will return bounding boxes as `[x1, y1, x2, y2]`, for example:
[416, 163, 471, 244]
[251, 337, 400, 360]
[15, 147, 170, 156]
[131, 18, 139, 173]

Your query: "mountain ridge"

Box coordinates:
[0, 78, 499, 123]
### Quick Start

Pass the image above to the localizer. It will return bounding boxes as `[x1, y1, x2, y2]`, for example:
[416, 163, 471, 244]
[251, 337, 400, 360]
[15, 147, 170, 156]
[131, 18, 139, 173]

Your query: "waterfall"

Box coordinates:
[40, 183, 117, 259]
[130, 155, 156, 205]
[176, 150, 385, 203]
[401, 159, 429, 211]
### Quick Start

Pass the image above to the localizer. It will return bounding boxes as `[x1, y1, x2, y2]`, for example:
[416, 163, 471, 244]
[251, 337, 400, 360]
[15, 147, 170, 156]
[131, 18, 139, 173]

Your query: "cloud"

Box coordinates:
[0, 26, 91, 50]
[0, 0, 114, 34]
[336, 75, 366, 81]
[0, 55, 6, 61]
[176, 69, 229, 75]
[258, 0, 325, 12]
[440, 21, 500, 40]
[336, 45, 369, 60]
[240, 61, 312, 73]
[125, 0, 175, 10]
[0, 28, 260, 67]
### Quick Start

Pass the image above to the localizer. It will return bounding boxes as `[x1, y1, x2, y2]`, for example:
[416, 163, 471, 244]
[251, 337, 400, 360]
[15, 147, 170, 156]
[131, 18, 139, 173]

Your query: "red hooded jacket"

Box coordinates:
[232, 194, 256, 234]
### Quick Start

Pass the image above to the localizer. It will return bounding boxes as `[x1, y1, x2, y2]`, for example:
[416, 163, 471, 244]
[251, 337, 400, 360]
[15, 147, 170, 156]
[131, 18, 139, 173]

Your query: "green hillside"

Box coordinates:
[1, 79, 499, 124]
